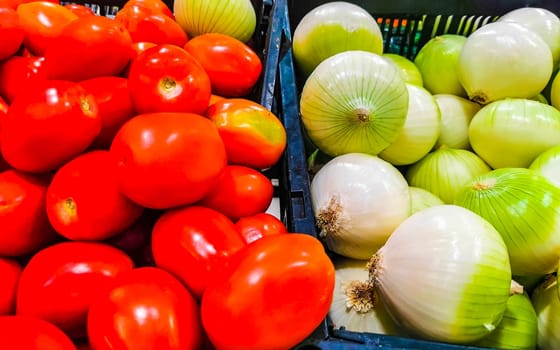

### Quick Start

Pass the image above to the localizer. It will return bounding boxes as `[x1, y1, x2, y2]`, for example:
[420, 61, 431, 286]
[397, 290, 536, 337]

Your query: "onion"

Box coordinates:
[529, 144, 560, 187]
[406, 147, 491, 204]
[300, 50, 409, 157]
[532, 275, 560, 350]
[369, 204, 511, 344]
[383, 53, 423, 87]
[174, 0, 256, 43]
[433, 94, 481, 150]
[310, 153, 410, 260]
[455, 168, 560, 276]
[409, 186, 444, 214]
[292, 2, 383, 77]
[550, 70, 560, 110]
[469, 98, 560, 169]
[378, 84, 441, 166]
[458, 21, 553, 104]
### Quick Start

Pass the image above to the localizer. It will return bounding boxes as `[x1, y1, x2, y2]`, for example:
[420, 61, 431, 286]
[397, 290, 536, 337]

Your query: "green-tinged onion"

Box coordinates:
[532, 94, 549, 105]
[434, 94, 481, 150]
[550, 70, 560, 110]
[292, 2, 383, 77]
[514, 274, 546, 295]
[174, 0, 256, 43]
[469, 98, 560, 169]
[532, 275, 560, 350]
[409, 186, 444, 214]
[413, 35, 467, 97]
[369, 204, 511, 344]
[406, 148, 491, 204]
[455, 168, 560, 276]
[300, 50, 409, 157]
[458, 22, 553, 104]
[383, 53, 423, 87]
[310, 153, 410, 260]
[379, 84, 441, 166]
[529, 144, 560, 187]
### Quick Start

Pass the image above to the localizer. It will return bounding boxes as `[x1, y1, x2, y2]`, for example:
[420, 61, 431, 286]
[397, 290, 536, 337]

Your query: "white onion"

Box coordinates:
[458, 21, 553, 104]
[383, 53, 423, 87]
[433, 94, 481, 150]
[409, 186, 444, 214]
[532, 276, 560, 350]
[369, 204, 511, 344]
[529, 144, 560, 187]
[310, 153, 410, 260]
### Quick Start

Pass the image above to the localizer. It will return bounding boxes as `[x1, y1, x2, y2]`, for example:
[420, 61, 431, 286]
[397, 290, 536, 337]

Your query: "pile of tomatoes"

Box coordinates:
[0, 0, 335, 348]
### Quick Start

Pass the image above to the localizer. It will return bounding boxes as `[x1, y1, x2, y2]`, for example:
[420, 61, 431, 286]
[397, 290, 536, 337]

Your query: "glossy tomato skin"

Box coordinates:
[151, 205, 246, 299]
[235, 212, 288, 244]
[0, 95, 7, 117]
[16, 241, 135, 339]
[202, 233, 335, 349]
[44, 15, 133, 81]
[184, 33, 262, 97]
[0, 170, 56, 256]
[0, 316, 76, 350]
[128, 44, 211, 115]
[0, 55, 47, 104]
[1, 80, 100, 173]
[63, 3, 95, 17]
[121, 0, 173, 18]
[87, 266, 203, 350]
[109, 112, 227, 209]
[0, 8, 24, 60]
[46, 150, 144, 241]
[200, 165, 274, 221]
[0, 258, 22, 315]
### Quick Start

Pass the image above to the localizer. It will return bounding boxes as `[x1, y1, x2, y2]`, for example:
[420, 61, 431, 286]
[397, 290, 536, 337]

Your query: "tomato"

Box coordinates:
[206, 98, 287, 169]
[46, 150, 144, 241]
[235, 212, 288, 244]
[63, 3, 95, 17]
[1, 80, 100, 173]
[151, 205, 245, 299]
[87, 266, 203, 350]
[0, 170, 56, 256]
[0, 8, 24, 60]
[200, 165, 274, 221]
[80, 76, 135, 149]
[0, 0, 59, 9]
[44, 15, 133, 81]
[184, 33, 262, 97]
[0, 55, 47, 104]
[201, 234, 335, 349]
[0, 95, 7, 117]
[122, 0, 173, 19]
[0, 258, 22, 315]
[109, 112, 226, 209]
[16, 241, 135, 339]
[128, 44, 211, 115]
[0, 316, 76, 349]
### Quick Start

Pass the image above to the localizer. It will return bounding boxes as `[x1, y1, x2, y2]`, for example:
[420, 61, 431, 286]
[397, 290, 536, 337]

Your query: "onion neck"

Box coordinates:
[354, 107, 371, 123]
[510, 280, 524, 295]
[470, 92, 488, 105]
[367, 251, 382, 287]
[343, 280, 377, 313]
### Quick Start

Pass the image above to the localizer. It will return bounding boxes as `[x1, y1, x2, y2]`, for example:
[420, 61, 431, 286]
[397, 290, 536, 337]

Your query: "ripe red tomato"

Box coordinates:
[63, 3, 95, 17]
[0, 0, 59, 9]
[44, 15, 133, 81]
[201, 234, 335, 349]
[151, 205, 246, 299]
[0, 95, 7, 117]
[122, 0, 173, 19]
[0, 170, 56, 256]
[87, 267, 203, 350]
[235, 212, 288, 244]
[184, 33, 262, 97]
[46, 150, 144, 241]
[131, 41, 157, 56]
[200, 165, 274, 220]
[0, 55, 47, 104]
[0, 8, 24, 60]
[80, 76, 135, 149]
[0, 258, 22, 315]
[109, 112, 227, 209]
[0, 316, 76, 349]
[128, 44, 211, 115]
[16, 242, 135, 339]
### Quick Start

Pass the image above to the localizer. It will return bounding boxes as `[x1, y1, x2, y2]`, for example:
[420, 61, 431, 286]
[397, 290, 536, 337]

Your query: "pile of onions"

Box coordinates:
[433, 94, 481, 150]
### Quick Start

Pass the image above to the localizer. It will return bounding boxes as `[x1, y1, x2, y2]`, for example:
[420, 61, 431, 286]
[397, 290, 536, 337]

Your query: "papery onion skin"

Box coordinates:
[532, 276, 560, 350]
[458, 22, 553, 104]
[383, 54, 423, 87]
[455, 168, 560, 276]
[300, 51, 409, 157]
[434, 94, 481, 150]
[409, 186, 444, 214]
[370, 204, 511, 344]
[469, 98, 560, 169]
[529, 144, 560, 187]
[292, 2, 383, 77]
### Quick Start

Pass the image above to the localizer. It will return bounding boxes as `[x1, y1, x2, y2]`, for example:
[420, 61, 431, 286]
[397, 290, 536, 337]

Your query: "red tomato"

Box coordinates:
[0, 8, 24, 60]
[235, 212, 288, 244]
[109, 112, 227, 209]
[128, 44, 211, 114]
[200, 165, 274, 220]
[0, 95, 7, 117]
[17, 1, 78, 56]
[80, 76, 135, 149]
[63, 3, 95, 17]
[0, 55, 47, 104]
[87, 267, 203, 350]
[0, 316, 76, 349]
[201, 234, 335, 349]
[1, 80, 100, 173]
[0, 170, 56, 256]
[122, 0, 173, 18]
[0, 258, 22, 315]
[151, 206, 245, 299]
[0, 0, 59, 9]
[44, 15, 133, 81]
[16, 242, 135, 339]
[46, 150, 144, 241]
[184, 33, 262, 97]
[131, 41, 157, 56]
